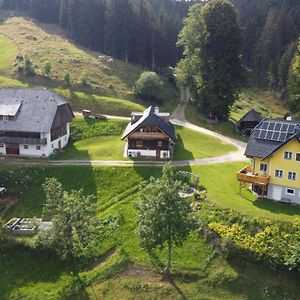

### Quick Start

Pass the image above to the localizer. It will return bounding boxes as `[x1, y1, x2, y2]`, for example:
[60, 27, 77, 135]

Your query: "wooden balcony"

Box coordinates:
[129, 132, 168, 140]
[0, 136, 47, 145]
[237, 165, 270, 186]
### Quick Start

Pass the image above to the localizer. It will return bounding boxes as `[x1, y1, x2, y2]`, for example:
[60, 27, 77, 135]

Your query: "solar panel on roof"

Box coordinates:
[266, 131, 273, 140]
[279, 132, 286, 142]
[261, 122, 269, 129]
[274, 123, 281, 131]
[268, 123, 275, 130]
[288, 124, 296, 134]
[259, 130, 267, 139]
[272, 131, 279, 141]
[281, 124, 288, 131]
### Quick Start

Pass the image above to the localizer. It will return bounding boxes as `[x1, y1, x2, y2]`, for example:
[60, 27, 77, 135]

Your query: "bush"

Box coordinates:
[133, 71, 162, 100]
[42, 62, 52, 78]
[78, 71, 89, 87]
[64, 72, 71, 86]
[23, 57, 35, 76]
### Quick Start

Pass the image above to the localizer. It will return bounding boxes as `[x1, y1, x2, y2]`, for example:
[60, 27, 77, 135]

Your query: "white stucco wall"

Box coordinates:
[127, 149, 170, 159]
[0, 123, 71, 158]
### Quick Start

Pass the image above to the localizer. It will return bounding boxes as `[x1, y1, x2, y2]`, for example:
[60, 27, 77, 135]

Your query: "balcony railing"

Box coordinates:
[129, 132, 167, 139]
[237, 165, 270, 186]
[0, 136, 47, 145]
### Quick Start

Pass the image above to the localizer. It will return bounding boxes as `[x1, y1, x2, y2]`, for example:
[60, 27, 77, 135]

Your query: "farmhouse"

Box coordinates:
[237, 109, 262, 135]
[122, 106, 175, 159]
[0, 88, 74, 157]
[237, 118, 300, 204]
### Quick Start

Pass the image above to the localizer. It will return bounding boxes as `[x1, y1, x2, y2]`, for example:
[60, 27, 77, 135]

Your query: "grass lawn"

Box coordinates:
[174, 126, 236, 160]
[1, 165, 300, 299]
[58, 118, 236, 161]
[190, 162, 300, 222]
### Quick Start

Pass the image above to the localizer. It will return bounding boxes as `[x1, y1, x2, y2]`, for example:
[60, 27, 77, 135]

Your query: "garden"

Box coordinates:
[1, 163, 300, 299]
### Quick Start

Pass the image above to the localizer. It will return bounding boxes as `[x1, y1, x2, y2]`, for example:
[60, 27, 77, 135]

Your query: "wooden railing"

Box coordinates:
[129, 132, 167, 139]
[0, 136, 47, 145]
[237, 165, 270, 186]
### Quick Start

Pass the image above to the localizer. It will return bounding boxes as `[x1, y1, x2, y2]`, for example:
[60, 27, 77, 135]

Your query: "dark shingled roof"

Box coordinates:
[0, 88, 74, 133]
[245, 118, 300, 159]
[237, 109, 262, 125]
[121, 106, 175, 140]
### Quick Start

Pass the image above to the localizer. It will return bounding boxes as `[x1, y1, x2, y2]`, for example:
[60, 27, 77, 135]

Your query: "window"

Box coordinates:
[36, 145, 41, 150]
[24, 145, 28, 150]
[275, 169, 283, 178]
[286, 188, 295, 195]
[260, 163, 268, 172]
[284, 151, 292, 160]
[51, 144, 54, 149]
[158, 141, 163, 147]
[136, 141, 143, 148]
[288, 172, 296, 181]
[296, 153, 300, 161]
[0, 144, 3, 148]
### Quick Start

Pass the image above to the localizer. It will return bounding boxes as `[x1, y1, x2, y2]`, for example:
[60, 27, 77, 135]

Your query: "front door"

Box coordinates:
[272, 186, 282, 201]
[6, 144, 19, 155]
[156, 150, 160, 159]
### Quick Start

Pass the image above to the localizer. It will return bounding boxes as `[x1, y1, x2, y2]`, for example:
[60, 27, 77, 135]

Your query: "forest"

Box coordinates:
[1, 0, 300, 97]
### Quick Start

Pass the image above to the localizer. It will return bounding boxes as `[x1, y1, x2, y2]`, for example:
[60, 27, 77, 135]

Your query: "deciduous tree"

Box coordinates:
[136, 163, 195, 276]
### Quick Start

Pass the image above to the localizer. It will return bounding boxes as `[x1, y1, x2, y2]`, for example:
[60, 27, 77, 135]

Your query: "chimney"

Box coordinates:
[286, 116, 292, 121]
[154, 106, 159, 115]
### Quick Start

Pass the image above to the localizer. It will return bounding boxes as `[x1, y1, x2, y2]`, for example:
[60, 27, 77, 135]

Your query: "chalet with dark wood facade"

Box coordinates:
[121, 106, 175, 159]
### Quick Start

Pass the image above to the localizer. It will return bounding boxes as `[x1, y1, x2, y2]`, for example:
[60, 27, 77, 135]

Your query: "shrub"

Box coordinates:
[78, 71, 89, 87]
[23, 57, 35, 76]
[133, 71, 162, 100]
[42, 62, 52, 78]
[63, 72, 71, 86]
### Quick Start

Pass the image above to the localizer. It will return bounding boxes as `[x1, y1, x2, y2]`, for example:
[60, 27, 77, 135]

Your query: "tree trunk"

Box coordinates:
[164, 238, 172, 279]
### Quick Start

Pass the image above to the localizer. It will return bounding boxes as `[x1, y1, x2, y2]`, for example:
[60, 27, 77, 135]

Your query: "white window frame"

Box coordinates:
[274, 169, 283, 178]
[24, 145, 29, 150]
[288, 171, 296, 181]
[260, 163, 268, 172]
[286, 188, 295, 195]
[284, 151, 292, 160]
[0, 144, 4, 148]
[36, 145, 41, 150]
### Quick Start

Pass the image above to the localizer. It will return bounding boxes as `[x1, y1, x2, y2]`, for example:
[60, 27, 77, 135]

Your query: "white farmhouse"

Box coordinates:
[0, 88, 74, 157]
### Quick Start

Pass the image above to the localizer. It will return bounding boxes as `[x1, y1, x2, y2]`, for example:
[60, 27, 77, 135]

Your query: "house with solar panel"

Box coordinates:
[0, 88, 74, 157]
[121, 106, 176, 159]
[237, 118, 300, 204]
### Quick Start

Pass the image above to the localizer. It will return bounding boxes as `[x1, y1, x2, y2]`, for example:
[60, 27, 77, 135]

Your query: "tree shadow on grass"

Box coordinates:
[221, 258, 300, 300]
[253, 197, 300, 217]
[174, 134, 194, 161]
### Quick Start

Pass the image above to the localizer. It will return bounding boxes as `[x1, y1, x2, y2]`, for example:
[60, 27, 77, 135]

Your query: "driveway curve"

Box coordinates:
[3, 91, 248, 167]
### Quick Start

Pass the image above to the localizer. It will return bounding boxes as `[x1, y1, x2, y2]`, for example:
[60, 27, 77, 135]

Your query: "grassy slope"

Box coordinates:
[57, 118, 236, 161]
[2, 165, 300, 299]
[186, 89, 288, 141]
[0, 15, 178, 115]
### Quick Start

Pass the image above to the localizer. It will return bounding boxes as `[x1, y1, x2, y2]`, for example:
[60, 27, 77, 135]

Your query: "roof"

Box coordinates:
[237, 109, 262, 125]
[0, 88, 74, 133]
[245, 118, 300, 159]
[122, 106, 175, 140]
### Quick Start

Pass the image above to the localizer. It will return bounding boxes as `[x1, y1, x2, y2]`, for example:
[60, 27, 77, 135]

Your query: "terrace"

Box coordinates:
[237, 165, 270, 186]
